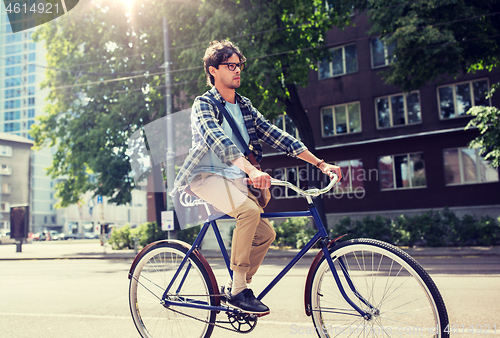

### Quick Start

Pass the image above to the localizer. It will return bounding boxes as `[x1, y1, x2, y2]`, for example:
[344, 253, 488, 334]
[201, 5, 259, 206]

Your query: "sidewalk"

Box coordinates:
[1, 240, 500, 261]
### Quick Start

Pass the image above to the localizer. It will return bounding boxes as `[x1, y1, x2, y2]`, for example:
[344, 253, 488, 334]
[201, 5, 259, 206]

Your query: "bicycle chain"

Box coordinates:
[167, 303, 257, 334]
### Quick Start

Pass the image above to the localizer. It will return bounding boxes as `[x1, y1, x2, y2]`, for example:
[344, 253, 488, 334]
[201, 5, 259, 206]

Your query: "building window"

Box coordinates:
[29, 43, 36, 50]
[379, 153, 426, 190]
[28, 86, 35, 95]
[1, 165, 12, 175]
[438, 79, 490, 119]
[5, 77, 21, 87]
[273, 166, 308, 198]
[376, 92, 421, 128]
[319, 44, 358, 80]
[5, 111, 20, 121]
[2, 183, 11, 194]
[5, 44, 22, 55]
[28, 53, 36, 62]
[5, 100, 21, 109]
[28, 75, 35, 84]
[5, 66, 21, 77]
[4, 122, 21, 132]
[1, 202, 10, 212]
[371, 38, 395, 68]
[443, 148, 499, 185]
[6, 33, 22, 44]
[28, 64, 36, 73]
[28, 120, 34, 129]
[0, 146, 13, 157]
[28, 97, 35, 106]
[51, 216, 56, 223]
[28, 109, 35, 118]
[5, 89, 21, 98]
[323, 159, 365, 194]
[274, 113, 299, 138]
[321, 102, 361, 137]
[5, 55, 21, 66]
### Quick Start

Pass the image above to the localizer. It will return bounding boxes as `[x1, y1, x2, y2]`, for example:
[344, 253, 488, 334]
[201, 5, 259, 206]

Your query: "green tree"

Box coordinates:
[32, 0, 182, 206]
[33, 0, 355, 226]
[466, 85, 500, 168]
[353, 0, 500, 91]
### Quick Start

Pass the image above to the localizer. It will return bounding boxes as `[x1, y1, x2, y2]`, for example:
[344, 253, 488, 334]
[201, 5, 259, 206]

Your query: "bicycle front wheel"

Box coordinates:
[129, 242, 216, 338]
[310, 239, 449, 338]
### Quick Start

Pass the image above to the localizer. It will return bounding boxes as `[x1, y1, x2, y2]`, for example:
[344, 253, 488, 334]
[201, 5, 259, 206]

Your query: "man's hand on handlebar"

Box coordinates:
[318, 162, 343, 183]
[247, 170, 272, 189]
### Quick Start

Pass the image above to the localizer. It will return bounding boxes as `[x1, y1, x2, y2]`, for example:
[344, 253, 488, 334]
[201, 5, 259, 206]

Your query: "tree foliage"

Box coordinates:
[32, 0, 174, 206]
[33, 0, 355, 208]
[466, 84, 500, 168]
[356, 0, 500, 91]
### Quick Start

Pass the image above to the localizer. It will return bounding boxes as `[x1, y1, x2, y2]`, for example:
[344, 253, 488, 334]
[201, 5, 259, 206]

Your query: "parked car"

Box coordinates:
[0, 231, 16, 245]
[48, 230, 64, 241]
[32, 232, 47, 241]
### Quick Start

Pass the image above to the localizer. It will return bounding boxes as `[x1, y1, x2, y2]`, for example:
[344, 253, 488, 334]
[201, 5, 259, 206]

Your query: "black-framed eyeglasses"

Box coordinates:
[219, 62, 245, 71]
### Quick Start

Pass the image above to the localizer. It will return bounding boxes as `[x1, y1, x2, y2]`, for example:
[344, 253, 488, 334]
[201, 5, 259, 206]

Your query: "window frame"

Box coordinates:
[0, 146, 13, 157]
[273, 113, 300, 139]
[378, 152, 427, 191]
[318, 43, 358, 80]
[443, 147, 499, 186]
[375, 91, 422, 129]
[323, 159, 365, 195]
[273, 165, 307, 199]
[1, 164, 12, 175]
[370, 37, 395, 69]
[437, 78, 491, 120]
[321, 101, 362, 137]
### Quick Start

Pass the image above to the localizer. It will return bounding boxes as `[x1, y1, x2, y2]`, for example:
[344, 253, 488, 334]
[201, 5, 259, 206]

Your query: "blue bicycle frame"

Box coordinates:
[160, 202, 372, 320]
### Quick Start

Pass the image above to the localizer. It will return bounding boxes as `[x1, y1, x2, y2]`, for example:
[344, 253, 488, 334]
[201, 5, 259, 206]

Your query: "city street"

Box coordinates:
[0, 245, 499, 337]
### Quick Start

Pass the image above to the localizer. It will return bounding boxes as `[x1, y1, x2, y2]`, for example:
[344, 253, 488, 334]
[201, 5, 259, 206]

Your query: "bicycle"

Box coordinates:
[128, 174, 449, 338]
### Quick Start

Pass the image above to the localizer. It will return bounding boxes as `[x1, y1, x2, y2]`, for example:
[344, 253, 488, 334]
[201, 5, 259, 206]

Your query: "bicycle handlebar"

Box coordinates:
[270, 173, 338, 197]
[179, 173, 339, 207]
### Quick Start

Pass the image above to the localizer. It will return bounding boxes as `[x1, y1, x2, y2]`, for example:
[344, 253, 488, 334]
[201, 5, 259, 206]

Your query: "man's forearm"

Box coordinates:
[231, 156, 260, 176]
[297, 150, 323, 167]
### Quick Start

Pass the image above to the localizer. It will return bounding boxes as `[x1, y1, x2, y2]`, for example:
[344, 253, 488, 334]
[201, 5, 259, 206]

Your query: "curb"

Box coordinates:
[1, 246, 499, 261]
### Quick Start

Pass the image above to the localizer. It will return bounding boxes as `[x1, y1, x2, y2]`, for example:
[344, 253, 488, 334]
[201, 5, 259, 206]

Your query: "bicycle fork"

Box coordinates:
[318, 239, 375, 320]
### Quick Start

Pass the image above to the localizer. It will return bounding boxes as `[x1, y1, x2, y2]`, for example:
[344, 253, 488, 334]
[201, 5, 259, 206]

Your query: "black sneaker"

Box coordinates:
[227, 289, 270, 314]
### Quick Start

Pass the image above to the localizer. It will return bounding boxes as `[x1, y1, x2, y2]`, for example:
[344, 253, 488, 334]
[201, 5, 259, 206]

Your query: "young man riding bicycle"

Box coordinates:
[171, 40, 342, 314]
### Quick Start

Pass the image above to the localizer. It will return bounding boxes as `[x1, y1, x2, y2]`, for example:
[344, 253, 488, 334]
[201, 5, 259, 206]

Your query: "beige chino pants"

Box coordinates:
[189, 173, 276, 284]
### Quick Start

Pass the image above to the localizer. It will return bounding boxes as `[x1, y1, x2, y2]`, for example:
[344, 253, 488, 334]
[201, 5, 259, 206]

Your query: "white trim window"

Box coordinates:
[323, 159, 364, 194]
[379, 153, 426, 190]
[370, 38, 395, 68]
[319, 44, 358, 80]
[443, 147, 499, 185]
[376, 92, 421, 128]
[321, 102, 361, 137]
[1, 202, 10, 212]
[0, 145, 12, 157]
[2, 183, 11, 194]
[438, 79, 490, 119]
[274, 113, 299, 139]
[1, 164, 12, 175]
[273, 166, 307, 198]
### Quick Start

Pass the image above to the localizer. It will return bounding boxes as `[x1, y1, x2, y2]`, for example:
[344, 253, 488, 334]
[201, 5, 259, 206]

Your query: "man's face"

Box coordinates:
[211, 54, 241, 90]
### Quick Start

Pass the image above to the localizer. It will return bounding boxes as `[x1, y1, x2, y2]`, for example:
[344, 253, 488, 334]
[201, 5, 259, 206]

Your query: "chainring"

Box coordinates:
[226, 311, 258, 333]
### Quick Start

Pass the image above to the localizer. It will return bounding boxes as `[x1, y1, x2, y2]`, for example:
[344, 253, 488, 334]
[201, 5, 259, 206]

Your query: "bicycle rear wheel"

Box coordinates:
[310, 238, 449, 338]
[129, 242, 216, 338]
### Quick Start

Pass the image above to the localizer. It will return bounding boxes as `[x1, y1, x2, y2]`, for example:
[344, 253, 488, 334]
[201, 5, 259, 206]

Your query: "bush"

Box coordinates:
[329, 209, 500, 247]
[273, 217, 311, 249]
[109, 225, 133, 250]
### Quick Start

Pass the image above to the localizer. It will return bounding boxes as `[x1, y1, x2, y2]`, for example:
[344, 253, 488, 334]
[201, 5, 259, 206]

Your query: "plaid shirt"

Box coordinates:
[170, 87, 307, 196]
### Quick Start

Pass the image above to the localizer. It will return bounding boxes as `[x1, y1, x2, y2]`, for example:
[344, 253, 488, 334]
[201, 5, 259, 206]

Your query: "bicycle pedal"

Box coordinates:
[254, 311, 270, 317]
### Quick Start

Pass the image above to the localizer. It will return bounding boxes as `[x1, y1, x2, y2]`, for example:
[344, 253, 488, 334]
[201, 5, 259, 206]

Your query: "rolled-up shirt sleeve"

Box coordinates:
[252, 106, 307, 157]
[192, 97, 244, 165]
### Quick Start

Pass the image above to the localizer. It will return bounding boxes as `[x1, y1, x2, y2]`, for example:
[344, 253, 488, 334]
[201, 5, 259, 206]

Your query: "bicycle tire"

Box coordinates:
[310, 238, 449, 338]
[129, 242, 217, 338]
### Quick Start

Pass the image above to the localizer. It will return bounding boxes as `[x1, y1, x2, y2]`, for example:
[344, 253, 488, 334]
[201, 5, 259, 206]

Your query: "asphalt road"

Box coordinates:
[0, 255, 499, 337]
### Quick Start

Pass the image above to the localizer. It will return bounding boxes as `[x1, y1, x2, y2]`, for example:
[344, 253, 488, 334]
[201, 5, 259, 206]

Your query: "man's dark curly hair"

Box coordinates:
[203, 40, 246, 87]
